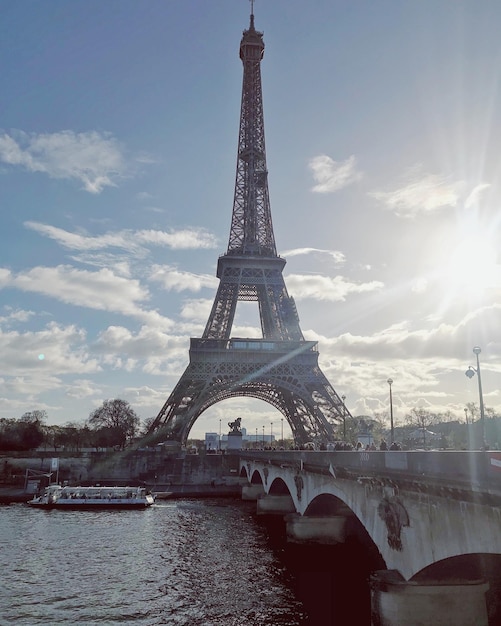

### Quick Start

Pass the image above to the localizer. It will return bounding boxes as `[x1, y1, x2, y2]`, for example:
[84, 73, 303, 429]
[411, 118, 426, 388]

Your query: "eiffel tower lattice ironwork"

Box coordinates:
[148, 11, 351, 446]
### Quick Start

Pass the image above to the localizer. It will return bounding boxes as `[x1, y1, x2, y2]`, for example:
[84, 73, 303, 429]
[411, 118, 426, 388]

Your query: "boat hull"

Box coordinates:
[28, 501, 153, 509]
[27, 485, 155, 509]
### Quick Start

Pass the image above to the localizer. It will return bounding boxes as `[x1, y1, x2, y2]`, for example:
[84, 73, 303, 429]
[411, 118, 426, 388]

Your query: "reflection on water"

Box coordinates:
[0, 499, 375, 625]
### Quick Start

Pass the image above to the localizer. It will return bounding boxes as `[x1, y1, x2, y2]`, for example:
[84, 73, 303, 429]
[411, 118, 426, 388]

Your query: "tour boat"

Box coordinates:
[27, 484, 155, 509]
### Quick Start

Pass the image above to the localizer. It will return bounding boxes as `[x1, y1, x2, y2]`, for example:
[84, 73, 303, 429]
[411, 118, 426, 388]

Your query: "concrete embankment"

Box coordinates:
[0, 449, 244, 503]
[0, 487, 30, 504]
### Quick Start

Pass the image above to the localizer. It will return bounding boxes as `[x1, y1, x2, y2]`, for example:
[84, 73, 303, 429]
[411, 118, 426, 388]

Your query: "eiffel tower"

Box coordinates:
[148, 10, 351, 446]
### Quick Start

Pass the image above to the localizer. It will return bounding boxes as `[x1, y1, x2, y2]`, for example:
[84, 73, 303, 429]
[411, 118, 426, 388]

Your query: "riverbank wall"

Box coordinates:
[0, 449, 243, 503]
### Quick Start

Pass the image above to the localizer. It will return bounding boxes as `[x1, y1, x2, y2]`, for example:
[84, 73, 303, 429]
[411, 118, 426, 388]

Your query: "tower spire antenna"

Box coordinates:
[249, 0, 255, 29]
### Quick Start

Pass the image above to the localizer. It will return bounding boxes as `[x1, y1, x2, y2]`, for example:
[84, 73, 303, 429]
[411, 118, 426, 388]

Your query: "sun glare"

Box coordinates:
[445, 234, 499, 292]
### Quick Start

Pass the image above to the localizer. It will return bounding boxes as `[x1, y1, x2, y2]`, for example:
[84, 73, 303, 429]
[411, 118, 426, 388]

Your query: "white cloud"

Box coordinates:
[0, 322, 99, 376]
[2, 375, 65, 402]
[331, 304, 501, 362]
[123, 384, 167, 412]
[286, 273, 384, 301]
[281, 247, 346, 266]
[370, 167, 463, 217]
[309, 154, 362, 193]
[149, 265, 218, 292]
[3, 265, 149, 316]
[179, 298, 214, 322]
[65, 379, 102, 400]
[135, 229, 218, 250]
[25, 222, 131, 251]
[0, 268, 11, 285]
[0, 307, 35, 324]
[0, 130, 128, 193]
[25, 222, 218, 252]
[136, 191, 153, 201]
[93, 325, 188, 367]
[464, 183, 490, 210]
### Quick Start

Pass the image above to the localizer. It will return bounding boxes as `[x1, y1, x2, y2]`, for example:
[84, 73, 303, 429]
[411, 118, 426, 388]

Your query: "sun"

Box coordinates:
[425, 220, 501, 317]
[445, 233, 499, 292]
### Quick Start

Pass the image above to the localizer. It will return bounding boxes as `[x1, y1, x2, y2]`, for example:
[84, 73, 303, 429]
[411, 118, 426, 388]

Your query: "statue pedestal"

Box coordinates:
[227, 431, 243, 450]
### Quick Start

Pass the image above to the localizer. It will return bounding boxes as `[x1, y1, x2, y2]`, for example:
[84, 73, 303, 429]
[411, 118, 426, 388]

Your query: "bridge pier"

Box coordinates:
[256, 493, 295, 515]
[285, 513, 348, 545]
[370, 570, 489, 626]
[241, 484, 265, 501]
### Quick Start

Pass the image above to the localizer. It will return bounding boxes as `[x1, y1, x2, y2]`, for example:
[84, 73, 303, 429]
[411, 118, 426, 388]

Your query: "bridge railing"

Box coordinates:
[239, 450, 501, 495]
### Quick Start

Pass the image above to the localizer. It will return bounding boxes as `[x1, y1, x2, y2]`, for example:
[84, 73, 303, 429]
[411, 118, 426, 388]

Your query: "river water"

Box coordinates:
[0, 499, 375, 625]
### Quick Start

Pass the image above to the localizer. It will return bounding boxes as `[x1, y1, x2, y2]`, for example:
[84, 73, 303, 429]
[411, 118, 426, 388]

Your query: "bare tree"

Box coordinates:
[88, 399, 140, 449]
[140, 416, 157, 437]
[20, 410, 47, 424]
[465, 402, 478, 424]
[405, 408, 439, 447]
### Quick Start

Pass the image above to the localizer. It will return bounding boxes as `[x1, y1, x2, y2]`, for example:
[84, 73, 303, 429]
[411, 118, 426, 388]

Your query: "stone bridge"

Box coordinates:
[239, 449, 501, 625]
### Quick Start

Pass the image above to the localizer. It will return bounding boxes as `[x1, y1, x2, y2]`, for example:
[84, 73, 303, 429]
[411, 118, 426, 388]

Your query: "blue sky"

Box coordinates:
[1, 0, 501, 440]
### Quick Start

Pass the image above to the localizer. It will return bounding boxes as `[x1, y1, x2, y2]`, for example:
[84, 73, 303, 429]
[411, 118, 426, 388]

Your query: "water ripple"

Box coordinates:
[1, 501, 307, 625]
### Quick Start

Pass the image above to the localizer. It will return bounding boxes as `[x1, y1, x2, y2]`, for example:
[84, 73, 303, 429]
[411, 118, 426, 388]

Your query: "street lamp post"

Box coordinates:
[464, 407, 470, 450]
[255, 427, 258, 448]
[465, 346, 487, 448]
[387, 378, 394, 444]
[341, 395, 347, 441]
[270, 422, 273, 445]
[262, 425, 265, 446]
[281, 418, 284, 445]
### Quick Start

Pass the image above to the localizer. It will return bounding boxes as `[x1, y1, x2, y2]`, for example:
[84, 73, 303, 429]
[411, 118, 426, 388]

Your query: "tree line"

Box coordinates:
[0, 399, 144, 452]
[348, 404, 501, 450]
[2, 400, 501, 453]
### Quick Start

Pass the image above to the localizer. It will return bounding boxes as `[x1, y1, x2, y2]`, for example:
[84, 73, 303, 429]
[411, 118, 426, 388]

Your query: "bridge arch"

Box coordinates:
[304, 493, 351, 516]
[250, 469, 263, 485]
[412, 552, 501, 588]
[269, 477, 292, 496]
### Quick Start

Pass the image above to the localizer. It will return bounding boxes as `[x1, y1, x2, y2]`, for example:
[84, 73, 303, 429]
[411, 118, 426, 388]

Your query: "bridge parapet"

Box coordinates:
[240, 449, 501, 498]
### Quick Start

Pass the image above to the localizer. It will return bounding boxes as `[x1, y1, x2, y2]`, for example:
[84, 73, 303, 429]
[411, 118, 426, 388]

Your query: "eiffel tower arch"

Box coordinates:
[148, 11, 352, 446]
